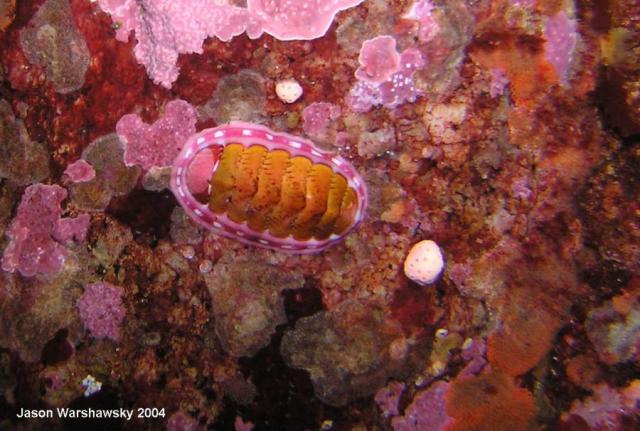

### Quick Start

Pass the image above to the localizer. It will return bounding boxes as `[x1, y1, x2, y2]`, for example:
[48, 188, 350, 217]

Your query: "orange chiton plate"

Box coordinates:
[170, 122, 367, 253]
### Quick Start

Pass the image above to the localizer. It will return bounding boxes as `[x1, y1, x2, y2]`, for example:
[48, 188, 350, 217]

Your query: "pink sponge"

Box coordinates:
[1, 184, 89, 277]
[77, 282, 126, 342]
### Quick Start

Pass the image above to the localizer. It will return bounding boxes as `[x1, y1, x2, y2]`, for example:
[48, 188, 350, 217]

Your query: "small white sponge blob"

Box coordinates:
[404, 240, 444, 286]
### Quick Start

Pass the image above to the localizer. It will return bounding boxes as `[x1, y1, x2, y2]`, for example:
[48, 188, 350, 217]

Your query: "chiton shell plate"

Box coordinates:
[170, 121, 367, 253]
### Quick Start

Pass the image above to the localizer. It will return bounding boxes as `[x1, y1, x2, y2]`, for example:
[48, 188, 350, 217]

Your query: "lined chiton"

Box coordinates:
[170, 122, 367, 253]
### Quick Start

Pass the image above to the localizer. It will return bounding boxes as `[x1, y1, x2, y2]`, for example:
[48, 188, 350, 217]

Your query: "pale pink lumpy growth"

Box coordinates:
[1, 184, 89, 277]
[64, 159, 96, 183]
[248, 0, 365, 41]
[347, 45, 425, 112]
[77, 282, 126, 341]
[302, 102, 341, 137]
[53, 214, 90, 243]
[116, 99, 197, 171]
[355, 35, 401, 84]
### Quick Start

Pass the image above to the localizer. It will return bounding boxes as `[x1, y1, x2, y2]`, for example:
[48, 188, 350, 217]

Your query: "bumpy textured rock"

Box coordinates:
[205, 255, 304, 357]
[0, 100, 49, 185]
[281, 299, 412, 406]
[580, 146, 640, 272]
[19, 0, 90, 93]
[411, 0, 473, 102]
[586, 286, 640, 365]
[599, 0, 640, 135]
[69, 134, 140, 211]
[0, 260, 81, 362]
[169, 207, 203, 246]
[199, 70, 266, 125]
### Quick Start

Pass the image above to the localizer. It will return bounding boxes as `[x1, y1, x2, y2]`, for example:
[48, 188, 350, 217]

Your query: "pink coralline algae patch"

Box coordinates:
[97, 0, 261, 88]
[375, 381, 406, 418]
[544, 11, 578, 87]
[248, 0, 364, 41]
[354, 35, 401, 84]
[63, 159, 96, 183]
[1, 184, 89, 277]
[302, 102, 341, 138]
[98, 0, 364, 87]
[53, 213, 90, 244]
[391, 381, 452, 431]
[562, 382, 640, 430]
[117, 99, 197, 171]
[347, 45, 425, 112]
[489, 68, 510, 98]
[459, 337, 488, 377]
[76, 282, 126, 342]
